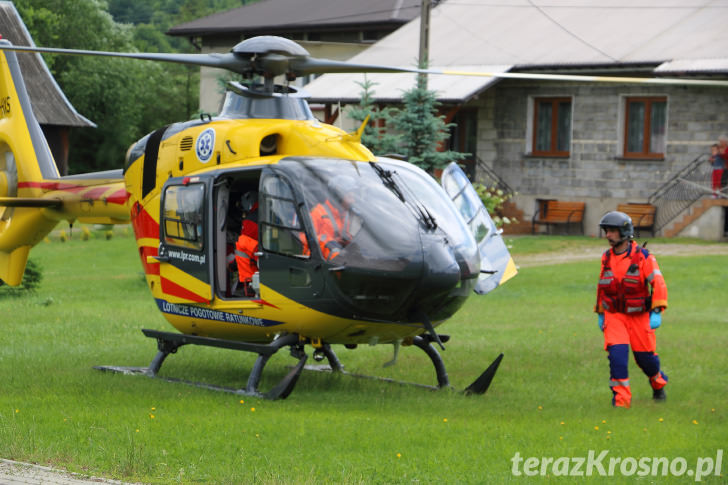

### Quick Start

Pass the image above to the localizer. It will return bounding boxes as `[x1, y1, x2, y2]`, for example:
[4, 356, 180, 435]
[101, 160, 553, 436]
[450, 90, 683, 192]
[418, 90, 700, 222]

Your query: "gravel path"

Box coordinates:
[514, 243, 728, 268]
[0, 459, 136, 484]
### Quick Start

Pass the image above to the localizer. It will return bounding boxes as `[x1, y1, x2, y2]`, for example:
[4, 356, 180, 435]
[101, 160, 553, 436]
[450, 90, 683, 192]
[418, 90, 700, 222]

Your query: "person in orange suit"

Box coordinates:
[595, 211, 668, 408]
[235, 191, 259, 295]
[309, 175, 358, 260]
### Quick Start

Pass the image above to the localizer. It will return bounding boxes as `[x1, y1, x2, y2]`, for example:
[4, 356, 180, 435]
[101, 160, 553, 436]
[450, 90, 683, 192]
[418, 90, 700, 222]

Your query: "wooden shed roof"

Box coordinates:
[0, 1, 94, 128]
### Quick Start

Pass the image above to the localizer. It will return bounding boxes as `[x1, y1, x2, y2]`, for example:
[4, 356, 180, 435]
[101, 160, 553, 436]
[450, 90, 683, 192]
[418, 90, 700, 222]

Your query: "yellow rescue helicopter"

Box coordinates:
[1, 36, 723, 399]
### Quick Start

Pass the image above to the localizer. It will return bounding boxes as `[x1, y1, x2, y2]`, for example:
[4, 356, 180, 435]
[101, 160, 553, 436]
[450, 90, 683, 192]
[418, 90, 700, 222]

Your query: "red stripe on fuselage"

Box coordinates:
[82, 186, 112, 201]
[18, 181, 87, 193]
[160, 276, 209, 303]
[139, 245, 160, 276]
[131, 202, 159, 240]
[252, 299, 280, 310]
[106, 188, 130, 205]
[18, 182, 129, 206]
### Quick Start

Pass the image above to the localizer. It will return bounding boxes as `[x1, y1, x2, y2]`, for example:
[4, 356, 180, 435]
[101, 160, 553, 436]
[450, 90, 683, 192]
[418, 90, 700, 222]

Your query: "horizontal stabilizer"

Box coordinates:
[0, 197, 62, 208]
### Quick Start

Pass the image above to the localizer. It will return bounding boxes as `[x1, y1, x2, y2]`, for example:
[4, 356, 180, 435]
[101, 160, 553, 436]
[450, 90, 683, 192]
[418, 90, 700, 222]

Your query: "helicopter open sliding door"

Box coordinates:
[441, 163, 517, 295]
[157, 176, 214, 304]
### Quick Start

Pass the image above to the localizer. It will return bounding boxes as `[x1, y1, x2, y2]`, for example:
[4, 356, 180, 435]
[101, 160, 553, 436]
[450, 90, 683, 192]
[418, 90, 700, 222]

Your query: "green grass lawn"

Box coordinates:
[0, 227, 726, 483]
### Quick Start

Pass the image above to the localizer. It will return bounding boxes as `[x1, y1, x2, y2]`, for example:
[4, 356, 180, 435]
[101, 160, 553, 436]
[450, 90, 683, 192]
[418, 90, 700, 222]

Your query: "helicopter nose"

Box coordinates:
[417, 234, 462, 298]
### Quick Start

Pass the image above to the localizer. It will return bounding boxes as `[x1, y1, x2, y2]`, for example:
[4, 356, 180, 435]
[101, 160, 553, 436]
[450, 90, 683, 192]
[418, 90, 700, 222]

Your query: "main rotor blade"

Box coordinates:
[437, 68, 728, 87]
[0, 44, 253, 74]
[2, 41, 726, 87]
[294, 57, 728, 87]
[290, 57, 424, 75]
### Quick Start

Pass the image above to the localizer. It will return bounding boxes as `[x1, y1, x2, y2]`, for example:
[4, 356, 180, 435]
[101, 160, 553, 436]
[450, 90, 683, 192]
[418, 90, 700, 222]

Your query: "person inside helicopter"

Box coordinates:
[307, 175, 362, 261]
[233, 191, 259, 296]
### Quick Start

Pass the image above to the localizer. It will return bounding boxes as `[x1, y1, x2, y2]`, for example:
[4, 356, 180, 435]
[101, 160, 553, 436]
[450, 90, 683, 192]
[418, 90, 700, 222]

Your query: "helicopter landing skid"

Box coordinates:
[94, 329, 307, 400]
[301, 336, 504, 395]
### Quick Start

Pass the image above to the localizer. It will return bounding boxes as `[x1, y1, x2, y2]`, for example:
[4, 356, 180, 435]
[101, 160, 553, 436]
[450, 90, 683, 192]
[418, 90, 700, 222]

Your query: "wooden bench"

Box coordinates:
[617, 203, 656, 236]
[532, 200, 585, 234]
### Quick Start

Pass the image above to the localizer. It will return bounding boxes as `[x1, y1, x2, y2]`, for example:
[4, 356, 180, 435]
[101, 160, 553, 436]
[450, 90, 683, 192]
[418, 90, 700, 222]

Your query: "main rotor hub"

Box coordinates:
[232, 36, 310, 58]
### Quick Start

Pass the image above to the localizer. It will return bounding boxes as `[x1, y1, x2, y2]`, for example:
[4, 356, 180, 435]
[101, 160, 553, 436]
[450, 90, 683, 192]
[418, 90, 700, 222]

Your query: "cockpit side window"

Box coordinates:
[260, 175, 309, 258]
[162, 183, 205, 250]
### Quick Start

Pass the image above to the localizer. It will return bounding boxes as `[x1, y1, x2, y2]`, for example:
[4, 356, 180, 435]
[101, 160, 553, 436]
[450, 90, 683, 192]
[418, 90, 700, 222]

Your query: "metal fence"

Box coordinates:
[475, 156, 514, 195]
[648, 154, 719, 232]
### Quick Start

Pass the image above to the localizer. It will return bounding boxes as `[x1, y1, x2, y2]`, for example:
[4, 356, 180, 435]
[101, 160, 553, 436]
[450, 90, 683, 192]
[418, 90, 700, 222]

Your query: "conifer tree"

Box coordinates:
[391, 78, 467, 174]
[347, 78, 401, 156]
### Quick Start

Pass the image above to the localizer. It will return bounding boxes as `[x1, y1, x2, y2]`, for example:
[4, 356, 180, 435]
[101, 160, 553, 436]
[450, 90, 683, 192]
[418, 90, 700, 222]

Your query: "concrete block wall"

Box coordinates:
[471, 80, 728, 239]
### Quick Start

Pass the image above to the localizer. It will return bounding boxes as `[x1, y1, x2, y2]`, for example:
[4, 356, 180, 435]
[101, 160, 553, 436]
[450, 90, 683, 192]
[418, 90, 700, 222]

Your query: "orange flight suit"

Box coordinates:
[309, 200, 351, 260]
[235, 218, 258, 294]
[595, 240, 668, 408]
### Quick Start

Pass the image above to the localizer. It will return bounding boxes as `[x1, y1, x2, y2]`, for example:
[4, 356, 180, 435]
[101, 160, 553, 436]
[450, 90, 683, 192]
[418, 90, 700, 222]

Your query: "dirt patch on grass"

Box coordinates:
[514, 243, 728, 268]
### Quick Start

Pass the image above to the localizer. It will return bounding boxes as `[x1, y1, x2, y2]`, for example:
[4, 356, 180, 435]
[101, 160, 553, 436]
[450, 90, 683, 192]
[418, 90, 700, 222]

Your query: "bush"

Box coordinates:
[472, 182, 516, 228]
[0, 259, 43, 296]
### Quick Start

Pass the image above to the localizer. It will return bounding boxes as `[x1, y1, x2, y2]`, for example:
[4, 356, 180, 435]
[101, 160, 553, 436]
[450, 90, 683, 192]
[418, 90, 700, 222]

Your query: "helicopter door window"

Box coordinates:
[162, 183, 205, 250]
[260, 175, 309, 258]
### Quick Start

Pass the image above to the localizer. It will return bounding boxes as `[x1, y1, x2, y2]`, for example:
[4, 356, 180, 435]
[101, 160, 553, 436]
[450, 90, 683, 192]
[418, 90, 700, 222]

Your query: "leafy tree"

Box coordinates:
[347, 78, 401, 156]
[13, 0, 199, 173]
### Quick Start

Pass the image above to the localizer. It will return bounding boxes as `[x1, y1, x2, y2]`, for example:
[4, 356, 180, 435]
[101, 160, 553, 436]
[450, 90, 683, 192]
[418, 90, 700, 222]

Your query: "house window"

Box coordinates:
[623, 96, 666, 158]
[532, 97, 571, 156]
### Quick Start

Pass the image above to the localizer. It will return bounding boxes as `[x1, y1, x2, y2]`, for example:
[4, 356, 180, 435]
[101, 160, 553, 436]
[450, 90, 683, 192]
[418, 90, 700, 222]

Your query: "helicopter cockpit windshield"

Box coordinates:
[258, 158, 481, 319]
[267, 159, 421, 268]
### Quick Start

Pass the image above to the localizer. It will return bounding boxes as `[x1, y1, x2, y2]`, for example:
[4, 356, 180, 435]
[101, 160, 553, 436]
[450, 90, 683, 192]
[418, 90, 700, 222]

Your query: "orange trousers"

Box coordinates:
[603, 312, 667, 408]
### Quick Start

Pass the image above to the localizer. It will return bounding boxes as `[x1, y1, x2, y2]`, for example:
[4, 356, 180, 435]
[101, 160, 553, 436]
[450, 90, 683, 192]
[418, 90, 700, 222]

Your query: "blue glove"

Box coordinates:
[649, 310, 662, 329]
[597, 313, 605, 331]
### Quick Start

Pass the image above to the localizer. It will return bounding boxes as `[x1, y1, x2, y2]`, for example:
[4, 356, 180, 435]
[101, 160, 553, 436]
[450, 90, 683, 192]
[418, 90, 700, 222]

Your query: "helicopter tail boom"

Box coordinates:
[0, 41, 129, 285]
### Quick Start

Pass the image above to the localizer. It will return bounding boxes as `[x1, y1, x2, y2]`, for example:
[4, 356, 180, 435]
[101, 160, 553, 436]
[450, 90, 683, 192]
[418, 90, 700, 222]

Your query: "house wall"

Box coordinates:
[472, 80, 728, 238]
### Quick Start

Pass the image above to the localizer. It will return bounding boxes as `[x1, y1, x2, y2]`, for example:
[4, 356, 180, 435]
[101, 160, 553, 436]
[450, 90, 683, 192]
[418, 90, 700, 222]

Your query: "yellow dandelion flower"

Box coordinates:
[659, 418, 664, 422]
[151, 407, 156, 411]
[396, 453, 402, 458]
[602, 420, 606, 424]
[711, 408, 715, 413]
[594, 426, 599, 431]
[560, 421, 565, 425]
[149, 414, 155, 419]
[136, 429, 140, 433]
[443, 418, 448, 423]
[538, 405, 543, 410]
[240, 400, 245, 404]
[255, 433, 260, 438]
[692, 420, 698, 425]
[607, 430, 612, 434]
[251, 407, 256, 412]
[559, 436, 563, 440]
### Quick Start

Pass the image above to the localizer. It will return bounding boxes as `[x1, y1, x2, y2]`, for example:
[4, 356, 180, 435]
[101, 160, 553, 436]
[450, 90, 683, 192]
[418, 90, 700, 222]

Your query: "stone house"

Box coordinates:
[304, 0, 728, 239]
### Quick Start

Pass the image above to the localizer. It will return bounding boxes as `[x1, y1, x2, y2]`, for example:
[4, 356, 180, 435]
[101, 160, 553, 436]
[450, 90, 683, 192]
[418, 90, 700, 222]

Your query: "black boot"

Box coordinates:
[653, 387, 666, 402]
